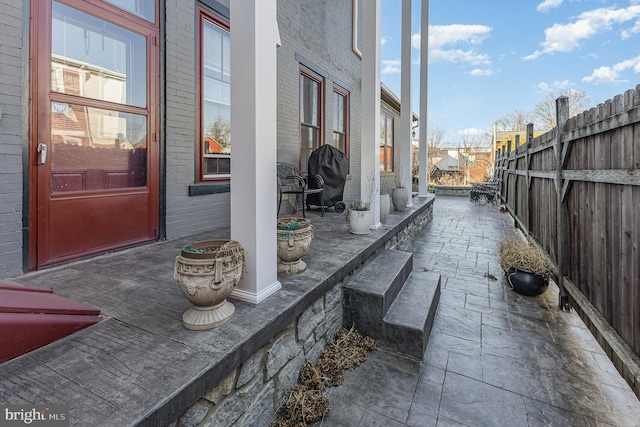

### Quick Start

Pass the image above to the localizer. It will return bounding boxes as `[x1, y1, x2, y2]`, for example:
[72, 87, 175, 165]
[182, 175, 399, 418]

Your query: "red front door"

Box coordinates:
[30, 0, 160, 268]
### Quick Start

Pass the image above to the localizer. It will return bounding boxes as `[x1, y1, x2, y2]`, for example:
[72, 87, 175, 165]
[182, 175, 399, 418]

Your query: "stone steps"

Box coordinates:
[343, 249, 441, 359]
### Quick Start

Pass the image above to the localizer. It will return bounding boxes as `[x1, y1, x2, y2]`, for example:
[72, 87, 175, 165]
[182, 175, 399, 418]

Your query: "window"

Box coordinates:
[300, 68, 323, 173]
[380, 112, 394, 172]
[199, 11, 231, 180]
[102, 0, 155, 22]
[49, 0, 150, 192]
[332, 86, 349, 161]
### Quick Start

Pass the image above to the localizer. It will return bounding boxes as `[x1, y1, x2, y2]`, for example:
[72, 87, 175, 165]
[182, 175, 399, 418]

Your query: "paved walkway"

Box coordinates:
[314, 196, 640, 427]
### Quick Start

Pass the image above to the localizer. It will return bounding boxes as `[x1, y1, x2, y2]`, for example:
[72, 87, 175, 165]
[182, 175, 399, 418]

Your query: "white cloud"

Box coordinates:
[622, 20, 640, 38]
[430, 49, 491, 65]
[537, 0, 564, 12]
[457, 128, 485, 136]
[535, 80, 573, 92]
[536, 82, 552, 92]
[381, 36, 392, 46]
[381, 59, 401, 74]
[524, 5, 640, 60]
[582, 55, 640, 84]
[469, 68, 495, 76]
[411, 33, 422, 49]
[428, 24, 492, 49]
[553, 79, 572, 89]
[414, 24, 492, 65]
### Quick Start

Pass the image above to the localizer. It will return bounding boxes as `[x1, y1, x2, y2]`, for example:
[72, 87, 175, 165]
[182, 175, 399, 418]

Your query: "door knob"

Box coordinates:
[37, 143, 47, 165]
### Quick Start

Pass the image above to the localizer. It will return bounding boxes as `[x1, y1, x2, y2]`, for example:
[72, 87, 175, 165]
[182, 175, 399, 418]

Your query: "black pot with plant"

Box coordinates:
[499, 236, 551, 296]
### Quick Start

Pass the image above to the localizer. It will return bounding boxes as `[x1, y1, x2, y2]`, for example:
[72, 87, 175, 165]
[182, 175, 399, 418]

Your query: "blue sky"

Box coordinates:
[380, 0, 640, 144]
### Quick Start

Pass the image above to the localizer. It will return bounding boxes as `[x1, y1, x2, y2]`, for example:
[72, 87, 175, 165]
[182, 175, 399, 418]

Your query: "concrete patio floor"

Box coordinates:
[1, 195, 434, 426]
[312, 196, 640, 427]
[2, 195, 639, 426]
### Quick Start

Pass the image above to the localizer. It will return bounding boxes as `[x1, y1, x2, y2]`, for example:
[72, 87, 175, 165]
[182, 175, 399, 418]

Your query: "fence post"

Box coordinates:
[526, 123, 533, 234]
[555, 96, 571, 311]
[514, 135, 520, 218]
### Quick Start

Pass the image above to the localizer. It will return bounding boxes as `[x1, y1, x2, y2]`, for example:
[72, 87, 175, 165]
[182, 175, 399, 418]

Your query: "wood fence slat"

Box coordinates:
[621, 184, 634, 347]
[569, 190, 581, 296]
[594, 129, 609, 322]
[635, 122, 640, 170]
[579, 183, 589, 299]
[633, 187, 640, 355]
[608, 118, 622, 332]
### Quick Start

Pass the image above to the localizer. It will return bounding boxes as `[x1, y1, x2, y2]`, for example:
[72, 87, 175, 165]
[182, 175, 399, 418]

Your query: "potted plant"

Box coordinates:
[391, 167, 411, 212]
[347, 201, 373, 234]
[276, 217, 314, 275]
[498, 236, 551, 296]
[347, 171, 376, 234]
[174, 240, 245, 330]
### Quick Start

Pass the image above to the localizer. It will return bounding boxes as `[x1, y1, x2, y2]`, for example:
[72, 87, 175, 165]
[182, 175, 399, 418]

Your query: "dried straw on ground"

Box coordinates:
[278, 384, 329, 424]
[316, 327, 375, 387]
[499, 236, 551, 278]
[269, 327, 375, 426]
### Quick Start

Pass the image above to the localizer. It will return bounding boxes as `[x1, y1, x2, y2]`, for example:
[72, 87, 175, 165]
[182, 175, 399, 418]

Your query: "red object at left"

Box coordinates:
[0, 280, 101, 363]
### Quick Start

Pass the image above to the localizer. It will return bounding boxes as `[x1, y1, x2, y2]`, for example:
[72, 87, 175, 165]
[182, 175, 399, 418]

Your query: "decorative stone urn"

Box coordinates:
[174, 240, 245, 330]
[277, 217, 314, 275]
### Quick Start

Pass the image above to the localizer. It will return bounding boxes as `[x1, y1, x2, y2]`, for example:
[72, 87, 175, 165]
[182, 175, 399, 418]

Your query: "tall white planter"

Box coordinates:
[380, 194, 390, 223]
[348, 209, 373, 234]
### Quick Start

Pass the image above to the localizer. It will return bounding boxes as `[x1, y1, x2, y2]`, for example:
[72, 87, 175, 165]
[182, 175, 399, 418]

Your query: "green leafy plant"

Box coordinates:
[348, 201, 371, 211]
[277, 217, 311, 238]
[348, 170, 377, 213]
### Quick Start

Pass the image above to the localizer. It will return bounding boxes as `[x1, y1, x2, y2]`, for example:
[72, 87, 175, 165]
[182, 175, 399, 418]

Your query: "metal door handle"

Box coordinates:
[37, 143, 47, 165]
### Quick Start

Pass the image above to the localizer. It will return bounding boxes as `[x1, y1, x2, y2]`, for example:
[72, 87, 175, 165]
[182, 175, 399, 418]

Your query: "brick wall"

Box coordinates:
[0, 0, 24, 278]
[276, 0, 362, 204]
[164, 0, 232, 239]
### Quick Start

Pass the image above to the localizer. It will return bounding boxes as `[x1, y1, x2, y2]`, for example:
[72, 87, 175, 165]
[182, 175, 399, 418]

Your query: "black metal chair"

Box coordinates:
[277, 162, 325, 217]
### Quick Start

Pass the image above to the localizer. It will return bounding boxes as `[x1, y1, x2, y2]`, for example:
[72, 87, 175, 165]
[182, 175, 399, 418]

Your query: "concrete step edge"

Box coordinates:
[379, 271, 441, 359]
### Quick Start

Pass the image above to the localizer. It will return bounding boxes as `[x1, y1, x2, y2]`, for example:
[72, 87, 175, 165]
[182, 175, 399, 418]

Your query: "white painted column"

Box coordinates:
[229, 0, 281, 304]
[400, 0, 413, 206]
[361, 0, 381, 229]
[418, 0, 429, 197]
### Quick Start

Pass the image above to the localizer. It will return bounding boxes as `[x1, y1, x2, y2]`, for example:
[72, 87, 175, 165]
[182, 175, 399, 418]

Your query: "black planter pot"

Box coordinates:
[505, 267, 549, 296]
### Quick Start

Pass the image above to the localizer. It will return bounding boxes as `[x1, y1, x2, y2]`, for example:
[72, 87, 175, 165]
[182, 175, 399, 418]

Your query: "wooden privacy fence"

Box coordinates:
[495, 85, 640, 398]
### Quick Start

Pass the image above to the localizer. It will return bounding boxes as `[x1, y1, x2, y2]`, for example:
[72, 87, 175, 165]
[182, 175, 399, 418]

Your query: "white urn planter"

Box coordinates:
[392, 187, 409, 212]
[277, 217, 314, 275]
[174, 240, 245, 330]
[348, 208, 373, 235]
